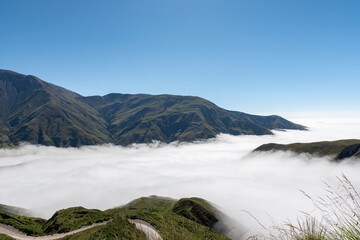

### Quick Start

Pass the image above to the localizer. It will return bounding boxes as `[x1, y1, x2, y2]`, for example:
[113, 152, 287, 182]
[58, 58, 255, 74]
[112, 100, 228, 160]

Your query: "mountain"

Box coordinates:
[0, 70, 306, 147]
[253, 139, 360, 161]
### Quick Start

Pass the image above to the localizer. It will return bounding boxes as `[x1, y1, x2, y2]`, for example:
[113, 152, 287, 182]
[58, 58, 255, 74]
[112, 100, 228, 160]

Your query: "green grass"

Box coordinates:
[0, 196, 230, 240]
[172, 197, 219, 228]
[0, 206, 109, 236]
[0, 234, 15, 240]
[62, 218, 147, 240]
[0, 212, 46, 236]
[42, 207, 111, 234]
[0, 204, 34, 217]
[106, 196, 230, 240]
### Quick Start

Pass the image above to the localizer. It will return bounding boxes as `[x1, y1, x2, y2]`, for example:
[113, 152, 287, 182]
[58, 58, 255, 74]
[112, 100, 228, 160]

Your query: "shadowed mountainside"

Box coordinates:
[253, 139, 360, 161]
[0, 70, 305, 147]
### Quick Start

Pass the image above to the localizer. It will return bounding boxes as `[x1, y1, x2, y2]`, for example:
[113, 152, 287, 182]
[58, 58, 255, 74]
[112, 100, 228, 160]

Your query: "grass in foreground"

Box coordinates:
[0, 206, 110, 236]
[0, 196, 230, 240]
[62, 218, 147, 240]
[0, 212, 45, 235]
[0, 234, 15, 240]
[105, 196, 229, 240]
[251, 174, 360, 240]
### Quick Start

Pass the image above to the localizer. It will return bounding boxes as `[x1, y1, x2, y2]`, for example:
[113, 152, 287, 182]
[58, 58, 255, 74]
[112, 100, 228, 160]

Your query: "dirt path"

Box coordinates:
[0, 219, 163, 240]
[128, 219, 163, 240]
[0, 221, 110, 240]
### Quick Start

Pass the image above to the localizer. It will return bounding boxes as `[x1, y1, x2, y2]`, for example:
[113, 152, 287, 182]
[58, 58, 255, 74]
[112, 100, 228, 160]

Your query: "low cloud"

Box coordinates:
[1, 115, 360, 238]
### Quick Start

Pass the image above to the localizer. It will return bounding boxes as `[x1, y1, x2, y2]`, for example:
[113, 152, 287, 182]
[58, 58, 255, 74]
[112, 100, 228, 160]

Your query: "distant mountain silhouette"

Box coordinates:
[0, 70, 306, 147]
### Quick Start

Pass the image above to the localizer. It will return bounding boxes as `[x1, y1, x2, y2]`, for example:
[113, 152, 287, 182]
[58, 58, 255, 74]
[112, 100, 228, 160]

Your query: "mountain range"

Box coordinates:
[0, 70, 305, 147]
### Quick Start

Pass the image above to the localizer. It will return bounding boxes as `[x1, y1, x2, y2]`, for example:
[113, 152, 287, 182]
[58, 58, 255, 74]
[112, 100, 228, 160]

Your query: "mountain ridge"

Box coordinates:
[253, 139, 360, 161]
[0, 69, 306, 147]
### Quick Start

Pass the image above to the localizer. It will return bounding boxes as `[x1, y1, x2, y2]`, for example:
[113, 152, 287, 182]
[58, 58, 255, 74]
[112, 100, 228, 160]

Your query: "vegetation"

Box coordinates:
[249, 174, 360, 240]
[3, 183, 360, 240]
[106, 196, 230, 240]
[0, 204, 34, 217]
[62, 218, 147, 240]
[0, 211, 45, 236]
[0, 234, 14, 240]
[0, 206, 109, 236]
[42, 207, 110, 234]
[254, 139, 360, 161]
[0, 69, 305, 147]
[0, 196, 230, 240]
[172, 197, 219, 228]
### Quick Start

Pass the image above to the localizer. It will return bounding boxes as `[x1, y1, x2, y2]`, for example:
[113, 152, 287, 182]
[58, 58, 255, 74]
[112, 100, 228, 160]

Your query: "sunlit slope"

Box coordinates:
[0, 69, 305, 147]
[254, 139, 360, 160]
[0, 196, 231, 240]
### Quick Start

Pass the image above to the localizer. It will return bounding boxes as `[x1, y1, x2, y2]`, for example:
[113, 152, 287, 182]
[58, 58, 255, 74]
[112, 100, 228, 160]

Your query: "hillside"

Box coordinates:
[0, 70, 305, 147]
[0, 196, 231, 240]
[253, 139, 360, 161]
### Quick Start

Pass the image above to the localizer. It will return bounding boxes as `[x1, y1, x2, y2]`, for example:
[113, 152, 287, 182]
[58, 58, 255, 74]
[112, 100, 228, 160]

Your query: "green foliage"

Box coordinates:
[0, 206, 109, 236]
[0, 196, 230, 239]
[42, 207, 110, 234]
[0, 234, 15, 240]
[62, 218, 146, 240]
[172, 197, 219, 228]
[0, 212, 45, 236]
[107, 196, 229, 240]
[0, 204, 34, 217]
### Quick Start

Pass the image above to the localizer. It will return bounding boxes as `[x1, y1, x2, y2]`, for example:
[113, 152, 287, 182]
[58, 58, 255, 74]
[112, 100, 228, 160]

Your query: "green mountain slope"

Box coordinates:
[0, 196, 231, 240]
[253, 139, 360, 161]
[0, 70, 305, 147]
[0, 70, 110, 147]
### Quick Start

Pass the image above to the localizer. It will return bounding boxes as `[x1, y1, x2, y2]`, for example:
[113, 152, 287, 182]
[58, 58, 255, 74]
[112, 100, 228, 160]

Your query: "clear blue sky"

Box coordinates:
[1, 0, 359, 114]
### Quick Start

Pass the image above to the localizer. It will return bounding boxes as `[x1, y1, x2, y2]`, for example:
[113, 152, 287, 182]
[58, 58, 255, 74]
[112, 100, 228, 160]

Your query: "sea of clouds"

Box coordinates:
[1, 113, 360, 238]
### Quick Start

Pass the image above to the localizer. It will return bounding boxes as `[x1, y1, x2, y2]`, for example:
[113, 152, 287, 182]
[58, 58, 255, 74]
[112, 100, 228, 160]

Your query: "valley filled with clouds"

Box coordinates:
[1, 114, 360, 237]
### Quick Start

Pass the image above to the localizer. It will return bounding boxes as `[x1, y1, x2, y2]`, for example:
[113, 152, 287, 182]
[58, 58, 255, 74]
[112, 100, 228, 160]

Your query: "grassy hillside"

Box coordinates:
[254, 139, 360, 160]
[0, 196, 230, 240]
[0, 206, 109, 236]
[0, 211, 45, 235]
[0, 69, 305, 147]
[0, 204, 34, 217]
[105, 196, 230, 240]
[42, 207, 110, 234]
[0, 234, 14, 240]
[172, 197, 219, 228]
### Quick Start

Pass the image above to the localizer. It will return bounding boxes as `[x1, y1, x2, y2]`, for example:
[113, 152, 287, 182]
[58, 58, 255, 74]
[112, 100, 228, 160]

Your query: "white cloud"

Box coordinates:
[1, 114, 360, 239]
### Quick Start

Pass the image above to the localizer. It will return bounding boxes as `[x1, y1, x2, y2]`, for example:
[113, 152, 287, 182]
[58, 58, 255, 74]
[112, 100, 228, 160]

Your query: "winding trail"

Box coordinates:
[129, 219, 163, 240]
[0, 221, 110, 240]
[0, 219, 163, 240]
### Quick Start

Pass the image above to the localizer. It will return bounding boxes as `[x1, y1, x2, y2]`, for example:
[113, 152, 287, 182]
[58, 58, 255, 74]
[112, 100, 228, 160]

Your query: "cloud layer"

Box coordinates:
[1, 115, 360, 238]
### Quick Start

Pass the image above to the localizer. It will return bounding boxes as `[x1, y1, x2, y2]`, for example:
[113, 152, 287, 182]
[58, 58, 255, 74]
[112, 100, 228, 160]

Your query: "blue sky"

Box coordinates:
[1, 0, 359, 114]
